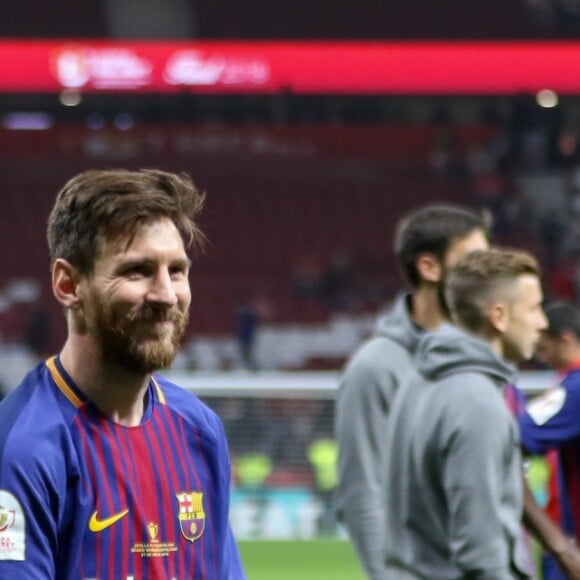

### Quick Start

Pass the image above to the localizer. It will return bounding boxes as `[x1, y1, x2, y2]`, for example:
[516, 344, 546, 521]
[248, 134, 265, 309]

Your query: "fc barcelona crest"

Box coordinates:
[176, 491, 206, 542]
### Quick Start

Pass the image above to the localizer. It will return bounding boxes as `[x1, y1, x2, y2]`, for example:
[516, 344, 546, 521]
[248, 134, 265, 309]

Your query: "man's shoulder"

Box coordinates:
[0, 367, 71, 481]
[0, 364, 64, 439]
[435, 371, 500, 398]
[153, 375, 224, 441]
[338, 335, 418, 409]
[562, 368, 580, 389]
[345, 334, 414, 375]
[431, 372, 508, 422]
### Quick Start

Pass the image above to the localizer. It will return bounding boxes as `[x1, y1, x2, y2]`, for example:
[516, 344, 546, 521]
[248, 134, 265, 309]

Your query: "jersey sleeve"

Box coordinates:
[221, 525, 247, 580]
[0, 426, 65, 579]
[519, 378, 580, 455]
[208, 409, 247, 580]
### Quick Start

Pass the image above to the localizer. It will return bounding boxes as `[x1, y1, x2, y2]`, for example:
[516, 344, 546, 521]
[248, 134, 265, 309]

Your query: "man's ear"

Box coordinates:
[487, 301, 509, 333]
[558, 330, 578, 357]
[52, 259, 83, 309]
[415, 253, 443, 283]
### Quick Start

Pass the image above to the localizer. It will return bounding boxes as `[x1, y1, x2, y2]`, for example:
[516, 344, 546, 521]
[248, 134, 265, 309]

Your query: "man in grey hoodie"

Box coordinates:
[335, 204, 489, 579]
[384, 248, 547, 579]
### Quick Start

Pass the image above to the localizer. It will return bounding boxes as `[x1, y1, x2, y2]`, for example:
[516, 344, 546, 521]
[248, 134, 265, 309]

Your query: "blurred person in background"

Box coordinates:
[384, 248, 547, 578]
[307, 434, 339, 536]
[520, 300, 580, 579]
[234, 296, 259, 370]
[335, 202, 580, 579]
[23, 303, 51, 358]
[0, 169, 245, 579]
[334, 204, 489, 578]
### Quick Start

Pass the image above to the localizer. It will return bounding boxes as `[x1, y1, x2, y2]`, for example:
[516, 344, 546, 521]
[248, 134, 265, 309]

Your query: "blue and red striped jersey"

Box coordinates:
[0, 356, 246, 579]
[519, 367, 580, 543]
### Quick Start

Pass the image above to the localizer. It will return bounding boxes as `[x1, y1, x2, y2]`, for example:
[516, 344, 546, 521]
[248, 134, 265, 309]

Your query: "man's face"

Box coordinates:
[438, 228, 489, 314]
[81, 217, 191, 373]
[444, 228, 490, 271]
[535, 331, 563, 369]
[501, 274, 548, 363]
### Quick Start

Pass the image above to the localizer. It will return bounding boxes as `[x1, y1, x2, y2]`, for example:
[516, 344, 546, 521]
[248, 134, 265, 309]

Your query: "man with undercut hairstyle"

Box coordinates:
[335, 204, 489, 578]
[384, 248, 547, 579]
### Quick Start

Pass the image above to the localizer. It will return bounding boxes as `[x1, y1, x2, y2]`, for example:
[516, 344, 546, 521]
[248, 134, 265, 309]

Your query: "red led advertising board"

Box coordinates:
[1, 40, 579, 95]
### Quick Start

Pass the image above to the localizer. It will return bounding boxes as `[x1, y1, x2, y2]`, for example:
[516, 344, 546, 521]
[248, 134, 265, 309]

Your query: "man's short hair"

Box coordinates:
[394, 204, 487, 287]
[445, 248, 541, 332]
[47, 169, 205, 274]
[543, 300, 580, 339]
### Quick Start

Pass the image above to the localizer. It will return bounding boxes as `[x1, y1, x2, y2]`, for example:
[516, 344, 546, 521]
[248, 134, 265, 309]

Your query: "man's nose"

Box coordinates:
[147, 270, 178, 306]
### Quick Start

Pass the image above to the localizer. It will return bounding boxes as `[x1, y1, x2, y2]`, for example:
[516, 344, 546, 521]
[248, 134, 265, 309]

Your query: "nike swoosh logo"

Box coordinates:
[89, 509, 129, 532]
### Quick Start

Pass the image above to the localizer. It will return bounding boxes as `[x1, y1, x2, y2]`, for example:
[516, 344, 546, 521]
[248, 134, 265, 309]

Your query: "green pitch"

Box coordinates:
[238, 540, 366, 580]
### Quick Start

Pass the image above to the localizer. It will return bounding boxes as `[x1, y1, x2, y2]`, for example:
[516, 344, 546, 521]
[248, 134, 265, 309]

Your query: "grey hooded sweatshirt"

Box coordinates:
[335, 294, 423, 579]
[384, 324, 531, 580]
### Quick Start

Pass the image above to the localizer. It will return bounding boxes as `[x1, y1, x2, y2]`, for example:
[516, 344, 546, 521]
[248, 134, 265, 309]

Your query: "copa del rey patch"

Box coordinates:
[0, 490, 25, 560]
[526, 386, 567, 426]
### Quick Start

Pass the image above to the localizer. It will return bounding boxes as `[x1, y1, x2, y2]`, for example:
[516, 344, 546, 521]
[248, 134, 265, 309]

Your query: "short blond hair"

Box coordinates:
[445, 248, 541, 332]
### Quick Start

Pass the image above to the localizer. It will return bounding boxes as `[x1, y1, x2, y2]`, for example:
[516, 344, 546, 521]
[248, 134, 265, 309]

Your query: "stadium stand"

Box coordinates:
[0, 0, 107, 37]
[4, 0, 580, 40]
[0, 122, 505, 356]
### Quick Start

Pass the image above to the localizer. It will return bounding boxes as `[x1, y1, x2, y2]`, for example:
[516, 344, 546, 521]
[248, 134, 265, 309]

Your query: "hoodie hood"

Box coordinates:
[416, 323, 517, 386]
[375, 293, 424, 354]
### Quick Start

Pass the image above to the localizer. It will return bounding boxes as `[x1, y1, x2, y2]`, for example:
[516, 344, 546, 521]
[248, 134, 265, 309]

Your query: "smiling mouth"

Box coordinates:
[138, 315, 174, 325]
[136, 319, 175, 335]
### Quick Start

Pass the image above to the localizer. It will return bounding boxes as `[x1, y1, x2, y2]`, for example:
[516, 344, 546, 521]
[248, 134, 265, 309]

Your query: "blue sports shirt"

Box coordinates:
[0, 356, 246, 579]
[519, 367, 580, 542]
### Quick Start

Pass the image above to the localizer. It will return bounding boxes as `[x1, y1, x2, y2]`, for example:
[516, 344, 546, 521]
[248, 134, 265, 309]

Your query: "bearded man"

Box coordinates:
[0, 169, 246, 580]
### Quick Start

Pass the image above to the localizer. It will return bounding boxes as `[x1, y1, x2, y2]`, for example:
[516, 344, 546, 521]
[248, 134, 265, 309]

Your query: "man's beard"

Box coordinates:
[89, 295, 189, 374]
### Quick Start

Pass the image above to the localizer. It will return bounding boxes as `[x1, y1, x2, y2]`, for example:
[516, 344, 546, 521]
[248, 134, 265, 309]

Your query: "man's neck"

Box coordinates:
[59, 338, 150, 427]
[558, 352, 580, 375]
[410, 284, 448, 331]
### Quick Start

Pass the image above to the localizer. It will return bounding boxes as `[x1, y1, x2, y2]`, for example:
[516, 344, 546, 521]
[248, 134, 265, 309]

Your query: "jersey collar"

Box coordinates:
[45, 355, 166, 421]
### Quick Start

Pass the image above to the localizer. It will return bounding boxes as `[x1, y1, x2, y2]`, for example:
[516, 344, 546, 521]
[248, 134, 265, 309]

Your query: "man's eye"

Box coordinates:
[125, 266, 149, 277]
